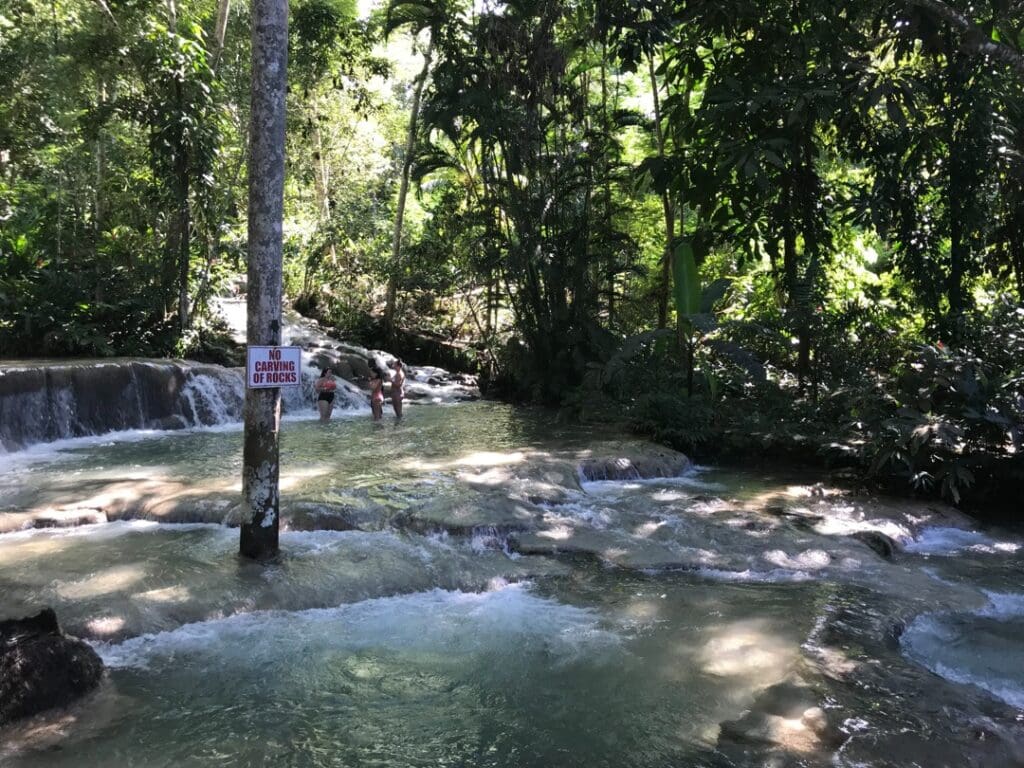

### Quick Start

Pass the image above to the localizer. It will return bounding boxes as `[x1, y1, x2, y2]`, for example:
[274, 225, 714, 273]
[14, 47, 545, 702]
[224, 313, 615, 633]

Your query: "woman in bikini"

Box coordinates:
[314, 367, 338, 422]
[369, 367, 385, 421]
[390, 358, 406, 420]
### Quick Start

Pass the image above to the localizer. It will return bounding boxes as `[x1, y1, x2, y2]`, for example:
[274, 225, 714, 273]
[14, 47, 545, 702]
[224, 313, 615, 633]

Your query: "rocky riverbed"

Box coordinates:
[1, 401, 1023, 767]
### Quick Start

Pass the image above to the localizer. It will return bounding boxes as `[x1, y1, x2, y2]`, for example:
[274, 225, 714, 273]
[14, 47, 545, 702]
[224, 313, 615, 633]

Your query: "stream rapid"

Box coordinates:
[1, 402, 1024, 767]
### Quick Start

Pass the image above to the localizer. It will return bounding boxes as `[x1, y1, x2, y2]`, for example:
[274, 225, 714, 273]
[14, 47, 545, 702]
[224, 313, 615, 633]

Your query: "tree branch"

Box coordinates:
[92, 0, 118, 26]
[904, 0, 1024, 77]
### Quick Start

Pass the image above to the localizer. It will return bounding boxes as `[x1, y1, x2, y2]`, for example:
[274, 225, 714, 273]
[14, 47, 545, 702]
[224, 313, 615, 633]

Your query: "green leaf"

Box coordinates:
[672, 241, 701, 318]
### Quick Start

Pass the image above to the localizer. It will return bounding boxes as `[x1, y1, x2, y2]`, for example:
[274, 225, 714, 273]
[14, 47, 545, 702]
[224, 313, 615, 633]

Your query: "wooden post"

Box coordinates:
[240, 0, 287, 560]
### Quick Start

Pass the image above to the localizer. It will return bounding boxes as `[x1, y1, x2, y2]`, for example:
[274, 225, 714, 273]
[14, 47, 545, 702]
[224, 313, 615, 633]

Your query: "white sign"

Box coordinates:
[246, 346, 302, 388]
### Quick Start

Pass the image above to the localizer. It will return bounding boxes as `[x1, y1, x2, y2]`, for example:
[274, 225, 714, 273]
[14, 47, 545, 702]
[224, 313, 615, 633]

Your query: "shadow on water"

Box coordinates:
[2, 402, 1024, 767]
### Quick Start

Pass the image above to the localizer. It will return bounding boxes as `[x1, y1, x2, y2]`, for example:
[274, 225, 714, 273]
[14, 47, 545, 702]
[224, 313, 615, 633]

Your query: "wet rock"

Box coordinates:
[0, 608, 104, 727]
[0, 509, 107, 534]
[340, 354, 372, 380]
[510, 528, 707, 571]
[578, 449, 690, 482]
[717, 681, 843, 760]
[334, 359, 355, 381]
[0, 360, 244, 451]
[851, 530, 900, 560]
[404, 494, 542, 535]
[283, 503, 359, 532]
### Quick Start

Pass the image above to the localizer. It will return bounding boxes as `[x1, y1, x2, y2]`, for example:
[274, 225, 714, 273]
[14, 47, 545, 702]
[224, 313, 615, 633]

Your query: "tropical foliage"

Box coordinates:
[1, 0, 1022, 507]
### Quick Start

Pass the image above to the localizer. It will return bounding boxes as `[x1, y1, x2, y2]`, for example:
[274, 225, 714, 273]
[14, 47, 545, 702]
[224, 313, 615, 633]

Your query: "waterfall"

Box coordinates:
[0, 359, 367, 452]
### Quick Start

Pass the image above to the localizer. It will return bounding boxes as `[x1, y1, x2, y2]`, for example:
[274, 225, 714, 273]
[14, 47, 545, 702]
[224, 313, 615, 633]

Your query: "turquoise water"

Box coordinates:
[2, 403, 1023, 766]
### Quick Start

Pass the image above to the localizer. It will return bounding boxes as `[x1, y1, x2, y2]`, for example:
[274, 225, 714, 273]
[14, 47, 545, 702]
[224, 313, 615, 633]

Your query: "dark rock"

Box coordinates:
[718, 681, 845, 759]
[578, 450, 691, 482]
[0, 608, 104, 726]
[339, 354, 372, 380]
[851, 530, 899, 560]
[284, 503, 360, 532]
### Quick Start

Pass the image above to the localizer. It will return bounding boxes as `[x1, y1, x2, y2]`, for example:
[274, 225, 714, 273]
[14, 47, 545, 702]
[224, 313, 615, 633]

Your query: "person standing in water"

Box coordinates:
[390, 358, 406, 419]
[369, 367, 385, 421]
[314, 367, 338, 422]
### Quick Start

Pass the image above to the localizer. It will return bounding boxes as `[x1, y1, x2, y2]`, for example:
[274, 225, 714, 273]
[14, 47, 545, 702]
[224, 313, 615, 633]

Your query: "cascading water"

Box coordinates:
[2, 403, 1023, 763]
[0, 360, 366, 452]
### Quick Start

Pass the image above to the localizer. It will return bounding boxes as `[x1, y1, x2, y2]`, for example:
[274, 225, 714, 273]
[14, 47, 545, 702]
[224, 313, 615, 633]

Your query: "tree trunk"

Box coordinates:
[945, 41, 968, 337]
[240, 0, 287, 561]
[94, 80, 107, 237]
[1013, 240, 1024, 302]
[648, 52, 675, 329]
[175, 119, 190, 332]
[904, 0, 1024, 79]
[312, 115, 338, 268]
[384, 33, 433, 340]
[211, 0, 230, 70]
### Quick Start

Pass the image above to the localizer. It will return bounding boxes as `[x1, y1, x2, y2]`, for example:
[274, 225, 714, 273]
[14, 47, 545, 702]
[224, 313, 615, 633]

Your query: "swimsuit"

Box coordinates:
[371, 381, 384, 404]
[317, 378, 337, 403]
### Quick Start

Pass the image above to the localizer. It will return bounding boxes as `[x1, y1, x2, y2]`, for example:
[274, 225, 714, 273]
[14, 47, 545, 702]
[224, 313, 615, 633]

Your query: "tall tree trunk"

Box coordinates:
[648, 51, 675, 329]
[600, 38, 614, 323]
[1013, 238, 1024, 302]
[175, 109, 191, 332]
[311, 113, 338, 268]
[945, 41, 968, 337]
[211, 0, 230, 70]
[94, 80, 107, 237]
[240, 0, 288, 561]
[384, 32, 433, 340]
[796, 127, 819, 398]
[164, 0, 191, 330]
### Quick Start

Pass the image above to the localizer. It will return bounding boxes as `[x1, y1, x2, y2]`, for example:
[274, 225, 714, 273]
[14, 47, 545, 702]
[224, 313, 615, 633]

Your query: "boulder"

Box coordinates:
[0, 608, 104, 726]
[851, 530, 899, 560]
[718, 681, 844, 759]
[340, 354, 373, 380]
[578, 449, 691, 482]
[283, 503, 359, 532]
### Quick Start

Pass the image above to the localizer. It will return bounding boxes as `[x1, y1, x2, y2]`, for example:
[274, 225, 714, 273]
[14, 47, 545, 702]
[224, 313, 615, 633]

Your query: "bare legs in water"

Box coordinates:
[390, 359, 405, 420]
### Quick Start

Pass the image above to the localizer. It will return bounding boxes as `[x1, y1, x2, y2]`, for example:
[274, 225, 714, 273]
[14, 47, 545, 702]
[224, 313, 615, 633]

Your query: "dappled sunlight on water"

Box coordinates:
[2, 402, 1024, 767]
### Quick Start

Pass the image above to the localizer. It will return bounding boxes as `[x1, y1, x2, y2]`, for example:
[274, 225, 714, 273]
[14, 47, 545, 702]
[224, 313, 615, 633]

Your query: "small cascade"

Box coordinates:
[212, 296, 480, 404]
[0, 360, 305, 451]
[281, 368, 367, 415]
[180, 367, 245, 426]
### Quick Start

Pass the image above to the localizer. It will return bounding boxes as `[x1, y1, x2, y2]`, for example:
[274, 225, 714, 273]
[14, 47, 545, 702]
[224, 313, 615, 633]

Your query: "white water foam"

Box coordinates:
[695, 567, 815, 584]
[902, 591, 1024, 710]
[580, 465, 726, 495]
[905, 527, 1020, 556]
[94, 583, 619, 670]
[0, 519, 230, 544]
[979, 590, 1024, 620]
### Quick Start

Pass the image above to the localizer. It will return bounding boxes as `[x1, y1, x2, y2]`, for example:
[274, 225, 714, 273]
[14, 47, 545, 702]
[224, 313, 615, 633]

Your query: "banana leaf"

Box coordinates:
[672, 241, 701, 318]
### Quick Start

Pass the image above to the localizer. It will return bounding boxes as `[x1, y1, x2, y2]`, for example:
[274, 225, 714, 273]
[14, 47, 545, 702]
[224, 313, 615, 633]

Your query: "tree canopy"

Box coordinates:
[1, 0, 1022, 507]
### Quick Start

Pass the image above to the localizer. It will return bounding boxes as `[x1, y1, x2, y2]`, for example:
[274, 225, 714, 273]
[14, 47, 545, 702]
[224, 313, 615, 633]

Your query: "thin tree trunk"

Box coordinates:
[175, 122, 191, 332]
[211, 0, 230, 70]
[50, 0, 63, 263]
[164, 0, 191, 330]
[240, 0, 287, 561]
[312, 114, 338, 267]
[945, 40, 968, 336]
[94, 80, 106, 237]
[384, 33, 433, 340]
[648, 52, 675, 329]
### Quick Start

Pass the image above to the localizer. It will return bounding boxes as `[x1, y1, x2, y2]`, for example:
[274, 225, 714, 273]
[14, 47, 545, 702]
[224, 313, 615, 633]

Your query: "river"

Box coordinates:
[1, 397, 1023, 766]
